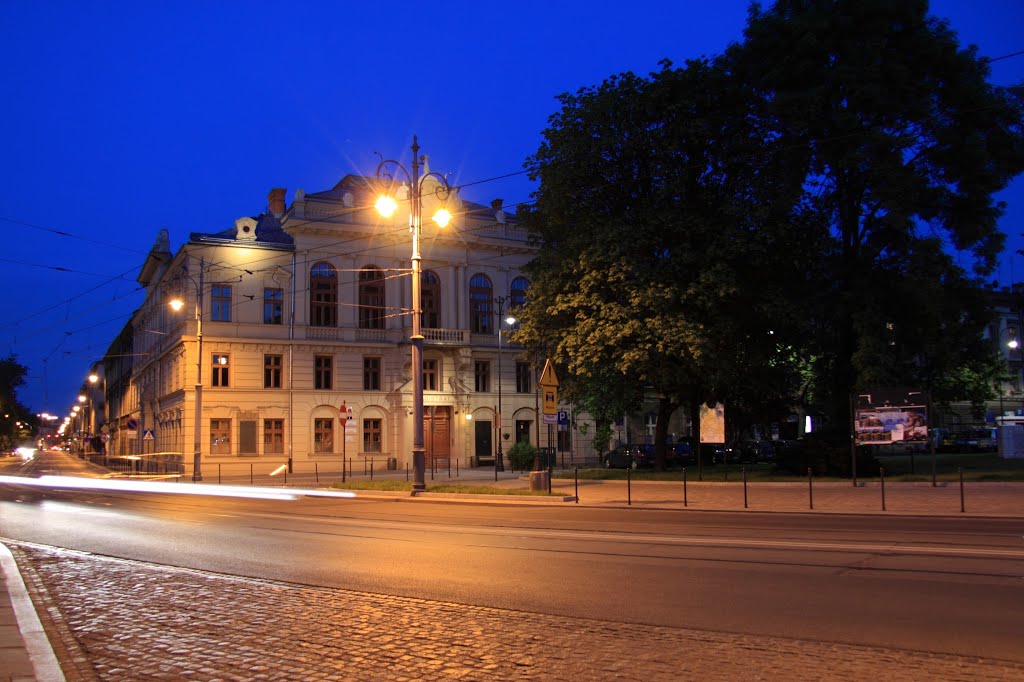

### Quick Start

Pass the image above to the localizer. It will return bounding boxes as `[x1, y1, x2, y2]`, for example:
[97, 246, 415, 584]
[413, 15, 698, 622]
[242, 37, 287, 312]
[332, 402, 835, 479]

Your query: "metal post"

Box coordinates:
[249, 463, 252, 485]
[342, 456, 346, 483]
[496, 298, 506, 472]
[192, 258, 205, 482]
[627, 466, 631, 506]
[218, 463, 221, 485]
[574, 467, 578, 503]
[409, 137, 427, 493]
[315, 462, 319, 483]
[370, 459, 374, 481]
[880, 466, 886, 511]
[959, 466, 965, 513]
[808, 467, 814, 510]
[743, 467, 748, 509]
[683, 467, 688, 507]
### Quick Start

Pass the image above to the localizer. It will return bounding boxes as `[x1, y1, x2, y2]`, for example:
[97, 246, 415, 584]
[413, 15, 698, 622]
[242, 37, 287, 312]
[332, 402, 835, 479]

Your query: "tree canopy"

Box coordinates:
[517, 0, 1024, 454]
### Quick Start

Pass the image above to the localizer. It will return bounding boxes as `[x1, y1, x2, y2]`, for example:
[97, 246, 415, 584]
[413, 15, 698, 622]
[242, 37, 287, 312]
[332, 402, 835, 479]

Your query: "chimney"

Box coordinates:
[490, 198, 504, 211]
[268, 188, 286, 216]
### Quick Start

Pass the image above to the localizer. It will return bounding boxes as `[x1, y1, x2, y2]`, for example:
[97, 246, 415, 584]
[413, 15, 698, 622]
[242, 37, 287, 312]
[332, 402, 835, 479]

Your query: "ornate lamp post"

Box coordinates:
[169, 257, 206, 481]
[375, 136, 452, 492]
[495, 296, 517, 472]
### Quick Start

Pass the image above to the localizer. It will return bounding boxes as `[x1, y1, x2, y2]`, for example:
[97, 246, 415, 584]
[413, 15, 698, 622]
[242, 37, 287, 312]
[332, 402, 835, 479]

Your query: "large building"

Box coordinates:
[102, 168, 593, 478]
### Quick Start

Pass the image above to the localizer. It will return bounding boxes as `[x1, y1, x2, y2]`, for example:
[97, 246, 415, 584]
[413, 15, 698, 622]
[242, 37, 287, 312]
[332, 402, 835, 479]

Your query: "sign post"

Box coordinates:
[534, 360, 559, 492]
[340, 402, 353, 480]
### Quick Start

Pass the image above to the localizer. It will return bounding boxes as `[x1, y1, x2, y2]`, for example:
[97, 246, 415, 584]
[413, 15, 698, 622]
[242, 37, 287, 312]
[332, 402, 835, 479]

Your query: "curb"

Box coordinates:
[0, 542, 65, 681]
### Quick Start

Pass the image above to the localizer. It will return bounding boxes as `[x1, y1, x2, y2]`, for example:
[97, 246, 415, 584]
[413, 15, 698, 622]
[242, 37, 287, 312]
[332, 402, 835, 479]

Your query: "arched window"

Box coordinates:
[510, 276, 529, 311]
[359, 267, 386, 329]
[310, 262, 337, 327]
[421, 270, 441, 328]
[469, 274, 493, 334]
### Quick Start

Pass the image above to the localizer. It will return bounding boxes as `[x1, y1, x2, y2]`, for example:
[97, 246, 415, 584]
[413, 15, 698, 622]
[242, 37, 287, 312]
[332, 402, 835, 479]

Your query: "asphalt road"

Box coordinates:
[2, 450, 1023, 668]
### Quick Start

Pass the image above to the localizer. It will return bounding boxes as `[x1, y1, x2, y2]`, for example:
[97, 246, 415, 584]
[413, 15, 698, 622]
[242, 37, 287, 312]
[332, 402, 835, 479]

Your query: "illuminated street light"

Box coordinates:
[169, 258, 206, 481]
[375, 136, 453, 492]
[495, 296, 516, 473]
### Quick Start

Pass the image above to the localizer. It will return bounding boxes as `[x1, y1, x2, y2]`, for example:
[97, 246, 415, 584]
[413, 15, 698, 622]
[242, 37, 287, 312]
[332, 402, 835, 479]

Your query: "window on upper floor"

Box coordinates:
[474, 361, 491, 393]
[264, 288, 284, 325]
[264, 354, 282, 389]
[359, 267, 386, 329]
[211, 354, 229, 387]
[422, 270, 441, 328]
[363, 356, 381, 391]
[510, 276, 529, 313]
[516, 362, 532, 393]
[315, 355, 333, 390]
[310, 262, 337, 327]
[470, 274, 493, 334]
[423, 359, 439, 391]
[211, 285, 232, 322]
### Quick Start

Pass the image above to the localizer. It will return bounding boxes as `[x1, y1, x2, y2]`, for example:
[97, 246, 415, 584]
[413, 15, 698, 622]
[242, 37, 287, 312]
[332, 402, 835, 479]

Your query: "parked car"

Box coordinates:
[603, 443, 690, 469]
[953, 428, 997, 453]
[735, 440, 777, 463]
[603, 444, 645, 469]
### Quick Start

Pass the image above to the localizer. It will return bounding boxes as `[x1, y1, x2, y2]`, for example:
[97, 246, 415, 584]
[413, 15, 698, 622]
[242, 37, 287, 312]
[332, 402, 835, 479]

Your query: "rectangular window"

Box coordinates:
[211, 285, 232, 322]
[474, 361, 491, 393]
[314, 418, 333, 453]
[363, 357, 380, 391]
[315, 355, 333, 390]
[423, 359, 438, 391]
[264, 419, 284, 454]
[211, 354, 230, 387]
[264, 354, 282, 389]
[210, 418, 232, 454]
[515, 362, 532, 393]
[363, 418, 382, 453]
[264, 288, 284, 325]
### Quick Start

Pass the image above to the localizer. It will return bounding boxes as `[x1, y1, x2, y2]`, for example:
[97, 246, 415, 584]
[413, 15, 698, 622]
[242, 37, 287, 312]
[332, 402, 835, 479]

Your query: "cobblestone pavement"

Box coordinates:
[8, 543, 1024, 682]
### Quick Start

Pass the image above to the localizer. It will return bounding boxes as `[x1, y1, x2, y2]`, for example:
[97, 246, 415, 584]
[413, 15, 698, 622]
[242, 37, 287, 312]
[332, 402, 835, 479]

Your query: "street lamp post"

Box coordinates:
[170, 257, 205, 482]
[375, 136, 453, 492]
[495, 296, 517, 473]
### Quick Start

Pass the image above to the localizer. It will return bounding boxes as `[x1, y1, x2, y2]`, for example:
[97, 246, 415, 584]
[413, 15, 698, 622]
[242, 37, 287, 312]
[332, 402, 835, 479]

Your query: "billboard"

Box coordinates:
[854, 389, 928, 446]
[699, 402, 725, 444]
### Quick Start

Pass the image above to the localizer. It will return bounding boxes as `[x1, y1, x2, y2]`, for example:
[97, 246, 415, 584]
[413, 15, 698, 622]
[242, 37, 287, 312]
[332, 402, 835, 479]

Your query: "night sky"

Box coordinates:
[2, 1, 1022, 417]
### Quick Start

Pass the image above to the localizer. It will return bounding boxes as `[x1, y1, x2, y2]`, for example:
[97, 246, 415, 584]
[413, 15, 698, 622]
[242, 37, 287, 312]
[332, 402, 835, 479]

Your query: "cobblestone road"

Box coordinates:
[8, 543, 1024, 682]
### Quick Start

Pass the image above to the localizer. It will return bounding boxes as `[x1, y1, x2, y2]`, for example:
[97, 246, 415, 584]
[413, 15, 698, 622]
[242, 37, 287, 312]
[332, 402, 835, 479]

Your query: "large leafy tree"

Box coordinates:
[726, 0, 1024, 429]
[517, 60, 810, 467]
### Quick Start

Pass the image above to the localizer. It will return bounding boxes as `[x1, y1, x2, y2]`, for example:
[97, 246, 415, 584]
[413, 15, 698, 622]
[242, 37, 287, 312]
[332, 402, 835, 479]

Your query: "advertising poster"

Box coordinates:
[854, 389, 928, 446]
[699, 402, 725, 444]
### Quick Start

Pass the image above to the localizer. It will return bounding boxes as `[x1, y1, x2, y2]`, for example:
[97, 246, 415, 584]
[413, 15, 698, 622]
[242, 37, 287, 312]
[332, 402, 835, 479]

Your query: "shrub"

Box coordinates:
[506, 441, 538, 472]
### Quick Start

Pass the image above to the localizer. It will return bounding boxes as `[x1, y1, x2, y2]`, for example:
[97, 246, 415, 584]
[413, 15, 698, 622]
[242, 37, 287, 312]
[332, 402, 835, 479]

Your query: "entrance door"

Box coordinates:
[474, 419, 493, 465]
[424, 406, 451, 467]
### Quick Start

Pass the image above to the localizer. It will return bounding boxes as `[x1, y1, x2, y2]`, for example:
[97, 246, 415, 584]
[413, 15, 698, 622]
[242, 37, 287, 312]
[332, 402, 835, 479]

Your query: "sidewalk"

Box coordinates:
[1, 473, 1022, 681]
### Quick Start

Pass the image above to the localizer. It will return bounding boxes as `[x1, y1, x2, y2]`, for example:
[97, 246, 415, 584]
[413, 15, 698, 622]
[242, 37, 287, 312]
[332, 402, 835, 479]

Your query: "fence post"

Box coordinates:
[880, 466, 886, 511]
[959, 467, 965, 513]
[808, 468, 814, 510]
[315, 462, 319, 484]
[370, 459, 374, 481]
[574, 467, 578, 503]
[219, 464, 222, 485]
[406, 463, 409, 482]
[683, 467, 688, 507]
[627, 466, 631, 506]
[743, 467, 748, 509]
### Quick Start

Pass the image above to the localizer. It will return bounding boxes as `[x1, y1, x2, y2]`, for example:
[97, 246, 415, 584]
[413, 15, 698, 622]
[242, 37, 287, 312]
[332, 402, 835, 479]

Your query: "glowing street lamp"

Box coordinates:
[169, 258, 206, 481]
[375, 136, 453, 492]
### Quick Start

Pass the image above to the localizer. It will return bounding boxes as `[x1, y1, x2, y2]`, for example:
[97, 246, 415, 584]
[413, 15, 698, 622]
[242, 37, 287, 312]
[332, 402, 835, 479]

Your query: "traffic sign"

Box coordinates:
[539, 359, 559, 387]
[340, 403, 353, 421]
[126, 417, 139, 431]
[540, 359, 559, 415]
[143, 429, 155, 442]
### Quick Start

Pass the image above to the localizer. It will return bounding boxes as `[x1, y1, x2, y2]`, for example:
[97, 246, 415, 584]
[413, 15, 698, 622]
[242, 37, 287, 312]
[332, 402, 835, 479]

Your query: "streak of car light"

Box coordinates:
[0, 475, 357, 501]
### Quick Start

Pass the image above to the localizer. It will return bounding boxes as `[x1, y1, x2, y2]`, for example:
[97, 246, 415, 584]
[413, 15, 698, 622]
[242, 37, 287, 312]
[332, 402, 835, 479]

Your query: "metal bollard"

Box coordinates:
[364, 457, 368, 476]
[959, 467, 965, 513]
[743, 467, 748, 509]
[406, 463, 409, 482]
[574, 467, 578, 503]
[627, 466, 632, 506]
[370, 459, 374, 481]
[315, 462, 319, 483]
[808, 468, 814, 510]
[249, 463, 252, 485]
[456, 459, 459, 477]
[219, 464, 222, 485]
[342, 457, 346, 483]
[880, 466, 886, 511]
[683, 467, 688, 507]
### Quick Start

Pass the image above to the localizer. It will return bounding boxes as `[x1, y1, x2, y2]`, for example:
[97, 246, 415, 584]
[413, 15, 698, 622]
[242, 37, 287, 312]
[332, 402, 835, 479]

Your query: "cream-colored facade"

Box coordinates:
[113, 176, 593, 477]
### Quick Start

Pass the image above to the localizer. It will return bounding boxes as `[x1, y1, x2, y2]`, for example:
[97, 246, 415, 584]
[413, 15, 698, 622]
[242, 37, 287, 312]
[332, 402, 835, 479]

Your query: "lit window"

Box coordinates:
[211, 354, 229, 387]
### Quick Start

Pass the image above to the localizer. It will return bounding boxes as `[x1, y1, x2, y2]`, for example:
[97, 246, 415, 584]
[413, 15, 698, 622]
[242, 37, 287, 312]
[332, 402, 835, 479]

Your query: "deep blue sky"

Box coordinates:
[2, 1, 1022, 417]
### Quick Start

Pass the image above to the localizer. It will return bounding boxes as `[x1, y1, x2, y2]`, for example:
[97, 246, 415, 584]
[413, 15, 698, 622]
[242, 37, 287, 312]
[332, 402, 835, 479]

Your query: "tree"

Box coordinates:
[726, 0, 1024, 430]
[0, 355, 34, 451]
[517, 60, 811, 468]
